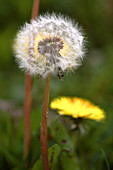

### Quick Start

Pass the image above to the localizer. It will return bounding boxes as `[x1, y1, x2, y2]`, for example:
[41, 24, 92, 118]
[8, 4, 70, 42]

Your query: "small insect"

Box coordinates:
[57, 73, 64, 79]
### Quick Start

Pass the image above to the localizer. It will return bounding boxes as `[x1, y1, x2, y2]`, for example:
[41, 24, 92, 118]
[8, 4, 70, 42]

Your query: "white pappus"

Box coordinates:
[13, 13, 86, 78]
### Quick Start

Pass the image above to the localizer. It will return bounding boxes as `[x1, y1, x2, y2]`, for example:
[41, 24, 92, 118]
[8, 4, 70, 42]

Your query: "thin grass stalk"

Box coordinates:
[41, 74, 51, 170]
[23, 0, 40, 159]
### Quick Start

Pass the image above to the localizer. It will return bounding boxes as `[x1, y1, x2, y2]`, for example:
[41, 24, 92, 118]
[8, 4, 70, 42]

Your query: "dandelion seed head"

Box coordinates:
[14, 13, 86, 77]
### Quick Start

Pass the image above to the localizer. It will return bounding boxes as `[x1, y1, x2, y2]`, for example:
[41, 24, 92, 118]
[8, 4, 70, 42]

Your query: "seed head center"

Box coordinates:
[37, 37, 64, 56]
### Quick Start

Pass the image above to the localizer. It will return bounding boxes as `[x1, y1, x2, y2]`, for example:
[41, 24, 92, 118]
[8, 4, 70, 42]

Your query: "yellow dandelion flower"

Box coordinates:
[50, 97, 105, 121]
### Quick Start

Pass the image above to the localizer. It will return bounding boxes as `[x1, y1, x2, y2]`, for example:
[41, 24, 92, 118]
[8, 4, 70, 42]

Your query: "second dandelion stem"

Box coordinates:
[23, 0, 40, 160]
[24, 73, 32, 159]
[41, 74, 51, 170]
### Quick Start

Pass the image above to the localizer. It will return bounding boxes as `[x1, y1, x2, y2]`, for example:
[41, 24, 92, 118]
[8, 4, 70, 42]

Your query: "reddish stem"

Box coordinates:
[32, 0, 40, 19]
[41, 74, 51, 170]
[23, 0, 40, 159]
[24, 73, 32, 159]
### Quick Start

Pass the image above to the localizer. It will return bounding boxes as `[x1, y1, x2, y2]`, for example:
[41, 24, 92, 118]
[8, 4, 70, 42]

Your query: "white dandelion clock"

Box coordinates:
[14, 13, 85, 78]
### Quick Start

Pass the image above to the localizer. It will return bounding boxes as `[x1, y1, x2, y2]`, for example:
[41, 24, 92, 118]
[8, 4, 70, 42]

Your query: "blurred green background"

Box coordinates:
[0, 0, 113, 169]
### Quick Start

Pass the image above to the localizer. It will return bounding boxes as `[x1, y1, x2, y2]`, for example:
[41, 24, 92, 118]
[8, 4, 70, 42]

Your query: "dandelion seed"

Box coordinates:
[50, 97, 105, 121]
[14, 13, 85, 77]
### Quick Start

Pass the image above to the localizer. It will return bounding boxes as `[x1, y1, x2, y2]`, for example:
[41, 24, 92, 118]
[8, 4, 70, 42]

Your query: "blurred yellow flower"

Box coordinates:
[50, 97, 105, 121]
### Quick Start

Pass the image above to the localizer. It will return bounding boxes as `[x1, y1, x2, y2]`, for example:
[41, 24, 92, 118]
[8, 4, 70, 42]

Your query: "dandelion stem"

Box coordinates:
[32, 0, 40, 19]
[23, 0, 40, 159]
[24, 73, 32, 159]
[41, 74, 51, 170]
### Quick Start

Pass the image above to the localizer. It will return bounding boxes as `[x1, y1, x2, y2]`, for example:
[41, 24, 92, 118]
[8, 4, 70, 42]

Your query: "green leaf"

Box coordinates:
[60, 155, 80, 170]
[51, 119, 74, 156]
[48, 144, 61, 170]
[32, 158, 43, 170]
[32, 144, 61, 170]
